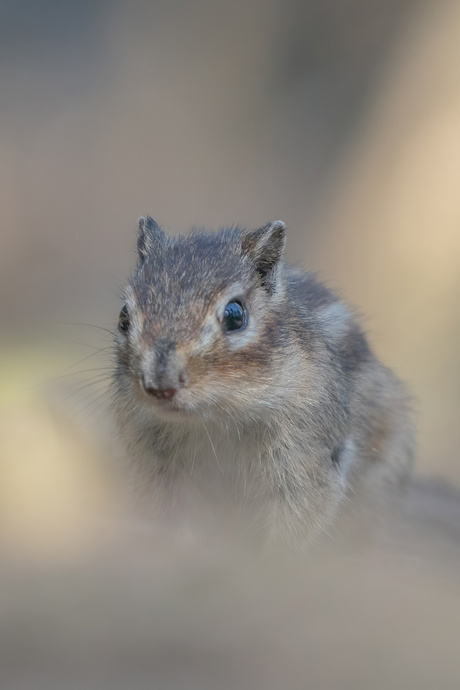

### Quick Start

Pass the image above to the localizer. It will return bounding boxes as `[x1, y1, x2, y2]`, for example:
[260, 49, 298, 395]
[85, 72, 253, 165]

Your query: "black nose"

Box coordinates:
[143, 385, 177, 400]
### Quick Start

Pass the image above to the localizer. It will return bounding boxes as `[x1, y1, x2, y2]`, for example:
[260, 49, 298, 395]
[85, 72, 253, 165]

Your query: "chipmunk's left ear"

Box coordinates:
[242, 221, 286, 292]
[137, 216, 165, 263]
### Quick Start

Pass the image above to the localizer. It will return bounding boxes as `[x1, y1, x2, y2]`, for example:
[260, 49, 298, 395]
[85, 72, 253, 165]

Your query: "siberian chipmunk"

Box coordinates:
[113, 217, 414, 544]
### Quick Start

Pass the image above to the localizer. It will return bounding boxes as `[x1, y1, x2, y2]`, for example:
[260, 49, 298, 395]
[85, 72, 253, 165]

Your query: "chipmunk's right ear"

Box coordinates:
[137, 216, 165, 262]
[242, 221, 287, 292]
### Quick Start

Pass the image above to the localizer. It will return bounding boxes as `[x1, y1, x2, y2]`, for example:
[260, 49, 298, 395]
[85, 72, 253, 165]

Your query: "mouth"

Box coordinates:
[133, 380, 194, 421]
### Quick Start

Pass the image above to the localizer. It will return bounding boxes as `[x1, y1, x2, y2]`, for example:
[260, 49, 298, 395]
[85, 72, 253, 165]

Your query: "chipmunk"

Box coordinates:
[113, 217, 414, 544]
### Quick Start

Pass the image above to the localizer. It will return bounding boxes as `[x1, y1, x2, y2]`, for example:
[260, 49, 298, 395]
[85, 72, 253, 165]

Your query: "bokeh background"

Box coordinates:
[1, 0, 460, 558]
[2, 2, 460, 688]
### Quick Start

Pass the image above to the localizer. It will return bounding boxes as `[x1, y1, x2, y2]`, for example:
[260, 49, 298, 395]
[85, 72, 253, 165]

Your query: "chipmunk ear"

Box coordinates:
[242, 221, 287, 292]
[137, 216, 165, 262]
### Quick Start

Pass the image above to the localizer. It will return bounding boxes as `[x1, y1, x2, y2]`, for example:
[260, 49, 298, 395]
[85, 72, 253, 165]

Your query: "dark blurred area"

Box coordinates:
[1, 1, 460, 686]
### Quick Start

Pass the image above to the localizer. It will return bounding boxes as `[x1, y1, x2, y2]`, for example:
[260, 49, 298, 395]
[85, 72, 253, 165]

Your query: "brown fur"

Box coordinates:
[113, 218, 415, 545]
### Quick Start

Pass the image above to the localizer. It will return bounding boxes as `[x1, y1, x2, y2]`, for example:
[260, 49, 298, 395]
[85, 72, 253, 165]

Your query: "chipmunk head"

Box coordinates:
[115, 217, 288, 422]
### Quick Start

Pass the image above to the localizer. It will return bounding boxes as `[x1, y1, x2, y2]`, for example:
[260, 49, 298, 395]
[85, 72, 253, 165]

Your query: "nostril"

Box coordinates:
[143, 384, 157, 397]
[178, 371, 187, 388]
[159, 388, 177, 400]
[143, 385, 177, 400]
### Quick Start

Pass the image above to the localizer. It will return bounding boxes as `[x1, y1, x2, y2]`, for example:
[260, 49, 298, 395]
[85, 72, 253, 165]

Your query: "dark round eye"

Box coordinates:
[118, 304, 130, 333]
[223, 300, 246, 332]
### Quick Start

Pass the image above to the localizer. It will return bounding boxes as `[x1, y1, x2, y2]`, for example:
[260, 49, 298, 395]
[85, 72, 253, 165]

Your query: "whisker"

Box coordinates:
[59, 322, 116, 337]
[55, 337, 113, 352]
[52, 378, 112, 405]
[32, 367, 114, 391]
[77, 389, 114, 425]
[202, 421, 224, 477]
[63, 347, 115, 371]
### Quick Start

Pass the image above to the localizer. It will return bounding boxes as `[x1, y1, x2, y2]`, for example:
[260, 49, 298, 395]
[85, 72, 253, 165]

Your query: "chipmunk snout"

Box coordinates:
[139, 339, 188, 400]
[142, 384, 178, 400]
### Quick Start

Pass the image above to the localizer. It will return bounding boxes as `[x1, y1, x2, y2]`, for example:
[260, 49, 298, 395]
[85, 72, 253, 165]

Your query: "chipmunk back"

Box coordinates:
[113, 217, 414, 544]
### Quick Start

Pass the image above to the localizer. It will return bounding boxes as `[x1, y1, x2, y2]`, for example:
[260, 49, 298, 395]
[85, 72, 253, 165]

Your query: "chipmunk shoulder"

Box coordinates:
[113, 217, 414, 544]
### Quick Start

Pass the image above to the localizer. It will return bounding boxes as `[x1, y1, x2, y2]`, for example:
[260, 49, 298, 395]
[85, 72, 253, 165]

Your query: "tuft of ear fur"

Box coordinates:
[241, 221, 287, 292]
[137, 216, 165, 262]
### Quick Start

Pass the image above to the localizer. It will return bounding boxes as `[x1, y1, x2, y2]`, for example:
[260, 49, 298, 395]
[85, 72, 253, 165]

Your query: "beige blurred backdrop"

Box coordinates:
[1, 0, 460, 554]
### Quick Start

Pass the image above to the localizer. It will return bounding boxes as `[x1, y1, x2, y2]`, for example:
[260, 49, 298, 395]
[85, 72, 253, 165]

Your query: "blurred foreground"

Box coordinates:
[1, 479, 460, 690]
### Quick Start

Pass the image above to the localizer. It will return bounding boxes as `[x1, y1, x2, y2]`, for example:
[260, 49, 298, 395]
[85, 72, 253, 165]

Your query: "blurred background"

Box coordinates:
[1, 0, 460, 551]
[1, 1, 460, 687]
